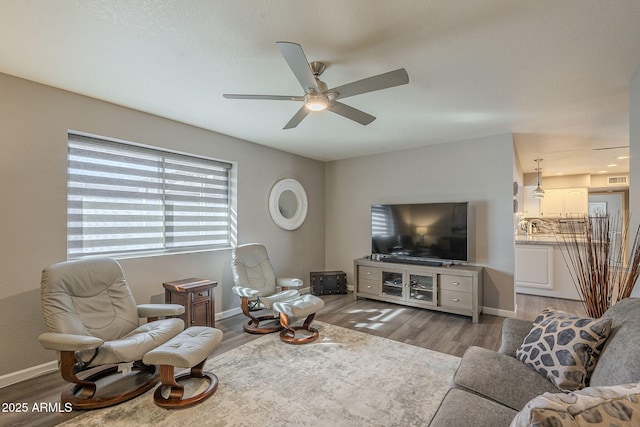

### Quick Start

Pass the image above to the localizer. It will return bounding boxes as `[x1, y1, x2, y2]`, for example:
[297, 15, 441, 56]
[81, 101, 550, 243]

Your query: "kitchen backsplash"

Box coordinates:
[518, 216, 587, 235]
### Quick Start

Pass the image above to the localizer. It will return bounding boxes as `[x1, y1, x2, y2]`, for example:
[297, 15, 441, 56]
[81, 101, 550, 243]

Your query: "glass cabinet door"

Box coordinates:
[409, 274, 435, 305]
[381, 270, 403, 298]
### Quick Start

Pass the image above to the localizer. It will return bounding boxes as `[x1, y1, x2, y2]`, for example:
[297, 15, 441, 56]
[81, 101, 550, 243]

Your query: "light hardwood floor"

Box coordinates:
[0, 293, 585, 427]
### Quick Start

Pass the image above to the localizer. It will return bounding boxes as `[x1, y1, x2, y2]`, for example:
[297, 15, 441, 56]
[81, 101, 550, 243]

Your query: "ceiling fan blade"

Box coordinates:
[592, 145, 629, 150]
[276, 41, 319, 93]
[329, 68, 409, 100]
[283, 105, 310, 129]
[328, 101, 376, 125]
[223, 94, 304, 101]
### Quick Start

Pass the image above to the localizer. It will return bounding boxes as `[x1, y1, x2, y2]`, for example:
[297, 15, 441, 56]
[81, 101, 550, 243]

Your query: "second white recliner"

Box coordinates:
[231, 243, 303, 333]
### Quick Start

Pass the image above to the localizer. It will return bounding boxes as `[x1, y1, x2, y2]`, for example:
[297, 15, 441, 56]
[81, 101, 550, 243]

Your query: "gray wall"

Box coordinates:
[324, 134, 516, 312]
[0, 73, 325, 376]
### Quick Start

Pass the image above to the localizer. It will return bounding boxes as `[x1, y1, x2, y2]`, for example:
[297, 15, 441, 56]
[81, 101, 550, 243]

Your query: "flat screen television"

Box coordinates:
[371, 202, 469, 264]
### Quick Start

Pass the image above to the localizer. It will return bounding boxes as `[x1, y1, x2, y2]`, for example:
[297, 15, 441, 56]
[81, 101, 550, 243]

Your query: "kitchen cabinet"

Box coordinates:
[563, 188, 588, 216]
[540, 189, 563, 216]
[515, 240, 581, 300]
[515, 245, 553, 289]
[525, 187, 588, 217]
[540, 187, 587, 216]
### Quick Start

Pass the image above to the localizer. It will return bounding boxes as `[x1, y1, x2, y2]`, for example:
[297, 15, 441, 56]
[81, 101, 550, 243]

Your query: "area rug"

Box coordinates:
[61, 322, 460, 427]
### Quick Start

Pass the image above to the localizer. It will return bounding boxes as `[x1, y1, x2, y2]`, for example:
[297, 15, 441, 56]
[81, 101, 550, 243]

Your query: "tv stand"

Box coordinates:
[354, 258, 483, 323]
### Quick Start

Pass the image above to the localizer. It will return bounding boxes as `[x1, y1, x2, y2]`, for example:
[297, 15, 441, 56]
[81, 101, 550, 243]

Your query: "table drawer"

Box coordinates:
[440, 275, 473, 293]
[359, 265, 381, 281]
[192, 288, 211, 301]
[440, 289, 472, 310]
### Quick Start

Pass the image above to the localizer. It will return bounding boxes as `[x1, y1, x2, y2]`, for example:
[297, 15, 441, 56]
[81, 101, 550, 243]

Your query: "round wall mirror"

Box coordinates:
[278, 190, 298, 219]
[269, 179, 308, 230]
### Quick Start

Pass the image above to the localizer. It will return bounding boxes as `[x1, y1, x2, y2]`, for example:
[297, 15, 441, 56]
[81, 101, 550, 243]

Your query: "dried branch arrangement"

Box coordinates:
[555, 215, 640, 318]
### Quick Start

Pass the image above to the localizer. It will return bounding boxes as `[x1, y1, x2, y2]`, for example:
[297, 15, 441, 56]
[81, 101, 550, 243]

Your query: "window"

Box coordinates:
[67, 133, 233, 258]
[371, 204, 395, 236]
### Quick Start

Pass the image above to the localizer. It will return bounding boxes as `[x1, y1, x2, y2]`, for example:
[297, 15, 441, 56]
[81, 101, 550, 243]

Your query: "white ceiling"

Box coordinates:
[1, 1, 640, 175]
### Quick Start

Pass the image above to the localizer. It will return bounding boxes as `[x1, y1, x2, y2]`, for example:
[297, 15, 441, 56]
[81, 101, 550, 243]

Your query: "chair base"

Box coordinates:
[240, 298, 284, 334]
[279, 324, 320, 344]
[243, 315, 285, 334]
[273, 295, 324, 344]
[61, 363, 159, 410]
[278, 312, 320, 344]
[153, 361, 218, 409]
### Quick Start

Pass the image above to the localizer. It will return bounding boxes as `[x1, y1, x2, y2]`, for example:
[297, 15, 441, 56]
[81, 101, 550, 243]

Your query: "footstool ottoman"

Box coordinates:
[143, 326, 223, 409]
[272, 294, 325, 344]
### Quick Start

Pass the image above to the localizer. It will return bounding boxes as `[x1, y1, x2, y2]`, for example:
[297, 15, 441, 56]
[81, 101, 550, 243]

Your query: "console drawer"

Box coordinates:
[358, 265, 381, 281]
[440, 275, 473, 293]
[440, 289, 472, 310]
[358, 278, 381, 295]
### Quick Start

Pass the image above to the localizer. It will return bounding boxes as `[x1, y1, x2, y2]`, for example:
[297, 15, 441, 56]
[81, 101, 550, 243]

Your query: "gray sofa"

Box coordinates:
[429, 297, 640, 426]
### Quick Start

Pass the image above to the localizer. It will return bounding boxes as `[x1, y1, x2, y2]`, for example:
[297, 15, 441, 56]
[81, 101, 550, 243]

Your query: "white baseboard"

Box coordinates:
[216, 306, 242, 320]
[483, 305, 517, 318]
[0, 360, 58, 389]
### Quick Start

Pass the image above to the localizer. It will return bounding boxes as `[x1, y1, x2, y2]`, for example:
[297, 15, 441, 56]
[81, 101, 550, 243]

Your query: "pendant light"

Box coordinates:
[533, 159, 545, 199]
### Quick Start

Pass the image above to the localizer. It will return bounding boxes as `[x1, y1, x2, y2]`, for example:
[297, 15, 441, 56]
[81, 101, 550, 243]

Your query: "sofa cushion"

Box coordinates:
[454, 346, 560, 411]
[589, 320, 640, 387]
[510, 382, 640, 427]
[499, 317, 536, 357]
[429, 388, 518, 427]
[599, 297, 640, 326]
[590, 298, 640, 387]
[516, 308, 611, 391]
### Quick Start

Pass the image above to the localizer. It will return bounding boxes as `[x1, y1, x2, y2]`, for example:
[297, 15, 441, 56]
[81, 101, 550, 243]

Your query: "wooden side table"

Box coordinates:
[163, 278, 218, 328]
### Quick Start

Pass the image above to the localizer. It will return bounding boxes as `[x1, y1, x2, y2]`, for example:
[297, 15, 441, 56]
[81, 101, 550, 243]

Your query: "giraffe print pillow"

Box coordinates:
[511, 382, 640, 427]
[516, 307, 611, 391]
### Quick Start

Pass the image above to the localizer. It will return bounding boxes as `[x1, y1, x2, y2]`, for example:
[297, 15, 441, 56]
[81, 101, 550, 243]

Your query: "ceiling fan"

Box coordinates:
[223, 41, 409, 129]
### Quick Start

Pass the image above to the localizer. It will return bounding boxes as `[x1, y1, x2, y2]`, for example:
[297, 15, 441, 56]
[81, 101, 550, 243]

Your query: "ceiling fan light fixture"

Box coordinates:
[304, 92, 328, 111]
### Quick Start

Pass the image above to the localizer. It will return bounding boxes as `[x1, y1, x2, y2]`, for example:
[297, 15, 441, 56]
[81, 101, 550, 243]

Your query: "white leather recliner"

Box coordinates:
[38, 258, 185, 410]
[231, 243, 303, 333]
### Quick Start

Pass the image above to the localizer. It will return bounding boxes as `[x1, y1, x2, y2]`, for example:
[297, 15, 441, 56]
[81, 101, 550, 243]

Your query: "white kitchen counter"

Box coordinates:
[516, 234, 590, 246]
[515, 234, 558, 245]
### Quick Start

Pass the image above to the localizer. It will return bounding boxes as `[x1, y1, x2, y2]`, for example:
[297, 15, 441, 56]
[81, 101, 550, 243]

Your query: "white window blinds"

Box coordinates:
[371, 204, 394, 236]
[67, 133, 232, 258]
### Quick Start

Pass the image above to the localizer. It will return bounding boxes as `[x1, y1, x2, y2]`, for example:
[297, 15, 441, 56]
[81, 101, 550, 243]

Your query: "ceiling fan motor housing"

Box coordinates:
[310, 61, 326, 77]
